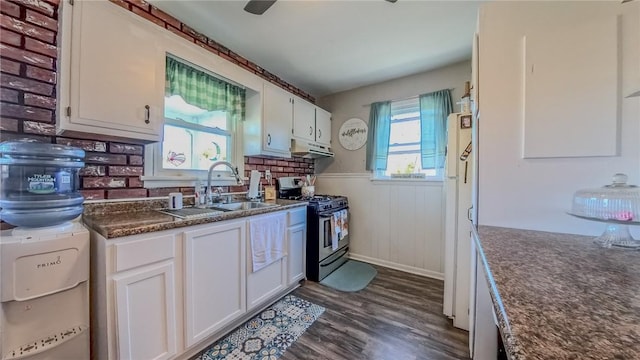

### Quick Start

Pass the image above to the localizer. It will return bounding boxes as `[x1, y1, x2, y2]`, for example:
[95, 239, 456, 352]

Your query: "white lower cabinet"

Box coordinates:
[183, 220, 247, 347]
[471, 230, 499, 360]
[247, 258, 286, 310]
[246, 212, 287, 311]
[287, 207, 307, 285]
[90, 207, 307, 360]
[113, 262, 177, 360]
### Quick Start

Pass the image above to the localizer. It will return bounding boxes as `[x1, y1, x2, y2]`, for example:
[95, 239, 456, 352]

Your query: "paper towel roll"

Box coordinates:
[248, 170, 261, 199]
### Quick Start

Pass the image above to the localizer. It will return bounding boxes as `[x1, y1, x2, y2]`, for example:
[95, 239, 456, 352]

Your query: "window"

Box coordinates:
[383, 97, 436, 177]
[163, 95, 232, 171]
[368, 89, 452, 180]
[144, 55, 246, 186]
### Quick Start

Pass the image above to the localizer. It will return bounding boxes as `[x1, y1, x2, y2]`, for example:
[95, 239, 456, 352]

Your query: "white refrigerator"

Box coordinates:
[443, 111, 474, 331]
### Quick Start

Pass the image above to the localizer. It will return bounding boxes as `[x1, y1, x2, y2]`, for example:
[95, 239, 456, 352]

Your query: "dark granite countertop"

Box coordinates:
[83, 198, 307, 239]
[475, 225, 640, 360]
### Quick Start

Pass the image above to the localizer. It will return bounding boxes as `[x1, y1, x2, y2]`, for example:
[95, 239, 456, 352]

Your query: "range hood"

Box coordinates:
[291, 138, 334, 159]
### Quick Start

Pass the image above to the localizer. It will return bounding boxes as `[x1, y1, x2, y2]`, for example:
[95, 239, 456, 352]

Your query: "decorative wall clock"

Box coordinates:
[338, 118, 368, 150]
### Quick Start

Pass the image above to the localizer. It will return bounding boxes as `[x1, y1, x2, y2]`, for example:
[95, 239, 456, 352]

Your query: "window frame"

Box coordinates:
[142, 53, 249, 189]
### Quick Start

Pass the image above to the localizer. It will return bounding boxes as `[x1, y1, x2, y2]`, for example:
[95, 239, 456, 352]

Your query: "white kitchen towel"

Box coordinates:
[340, 209, 349, 240]
[331, 212, 340, 250]
[249, 212, 286, 272]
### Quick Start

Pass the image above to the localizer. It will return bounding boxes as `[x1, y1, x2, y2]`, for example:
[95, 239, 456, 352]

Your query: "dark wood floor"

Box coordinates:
[282, 265, 470, 360]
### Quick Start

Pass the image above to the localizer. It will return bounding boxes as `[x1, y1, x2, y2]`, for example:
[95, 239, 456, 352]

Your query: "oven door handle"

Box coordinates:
[318, 208, 349, 218]
[320, 247, 349, 267]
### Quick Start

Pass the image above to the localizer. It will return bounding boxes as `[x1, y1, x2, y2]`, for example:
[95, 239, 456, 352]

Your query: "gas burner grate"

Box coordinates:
[287, 195, 339, 202]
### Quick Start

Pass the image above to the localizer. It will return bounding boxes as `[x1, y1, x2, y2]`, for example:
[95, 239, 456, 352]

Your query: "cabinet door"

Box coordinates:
[246, 212, 287, 310]
[183, 220, 246, 347]
[287, 223, 306, 285]
[113, 262, 177, 360]
[315, 107, 332, 147]
[473, 250, 498, 360]
[293, 97, 316, 142]
[247, 258, 286, 310]
[64, 1, 162, 141]
[263, 84, 293, 154]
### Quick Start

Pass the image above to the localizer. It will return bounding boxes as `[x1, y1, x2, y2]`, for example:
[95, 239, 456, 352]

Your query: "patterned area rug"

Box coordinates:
[195, 295, 325, 360]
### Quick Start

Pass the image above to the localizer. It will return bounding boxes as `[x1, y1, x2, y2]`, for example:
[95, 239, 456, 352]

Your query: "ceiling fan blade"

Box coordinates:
[244, 0, 277, 15]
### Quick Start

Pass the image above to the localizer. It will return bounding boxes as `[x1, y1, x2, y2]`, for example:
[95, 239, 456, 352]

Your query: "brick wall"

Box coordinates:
[0, 0, 316, 207]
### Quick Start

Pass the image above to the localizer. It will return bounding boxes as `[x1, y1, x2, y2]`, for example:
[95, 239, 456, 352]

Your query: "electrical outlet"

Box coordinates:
[265, 169, 272, 185]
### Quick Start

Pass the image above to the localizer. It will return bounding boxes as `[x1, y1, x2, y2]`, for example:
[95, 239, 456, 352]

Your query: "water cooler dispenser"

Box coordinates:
[0, 224, 90, 359]
[0, 140, 90, 359]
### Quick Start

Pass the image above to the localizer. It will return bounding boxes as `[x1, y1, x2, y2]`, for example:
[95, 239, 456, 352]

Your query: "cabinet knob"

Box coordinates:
[144, 105, 150, 124]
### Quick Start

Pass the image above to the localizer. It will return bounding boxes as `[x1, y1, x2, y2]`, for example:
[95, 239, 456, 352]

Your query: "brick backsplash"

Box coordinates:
[0, 0, 315, 211]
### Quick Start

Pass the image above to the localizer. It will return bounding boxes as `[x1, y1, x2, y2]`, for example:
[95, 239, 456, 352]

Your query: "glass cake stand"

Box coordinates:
[568, 213, 640, 249]
[570, 173, 640, 249]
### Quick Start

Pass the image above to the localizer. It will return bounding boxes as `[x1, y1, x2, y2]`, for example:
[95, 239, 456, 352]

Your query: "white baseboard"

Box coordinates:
[349, 253, 444, 281]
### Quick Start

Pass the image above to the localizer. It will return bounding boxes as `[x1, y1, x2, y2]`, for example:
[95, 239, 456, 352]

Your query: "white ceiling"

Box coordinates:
[150, 0, 481, 98]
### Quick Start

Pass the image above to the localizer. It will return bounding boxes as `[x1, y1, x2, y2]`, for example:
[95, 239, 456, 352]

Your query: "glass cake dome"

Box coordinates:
[570, 173, 640, 249]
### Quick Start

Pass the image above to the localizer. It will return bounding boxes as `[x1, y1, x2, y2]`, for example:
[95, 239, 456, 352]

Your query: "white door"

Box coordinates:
[315, 107, 332, 147]
[293, 97, 316, 142]
[114, 262, 177, 360]
[287, 223, 306, 285]
[263, 84, 293, 154]
[183, 220, 247, 347]
[66, 1, 162, 140]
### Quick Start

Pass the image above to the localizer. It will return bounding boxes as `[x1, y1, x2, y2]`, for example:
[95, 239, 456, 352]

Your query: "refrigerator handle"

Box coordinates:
[468, 205, 473, 222]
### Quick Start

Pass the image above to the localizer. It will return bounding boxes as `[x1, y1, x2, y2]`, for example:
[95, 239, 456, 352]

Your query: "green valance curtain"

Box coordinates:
[365, 101, 392, 171]
[419, 89, 452, 169]
[165, 57, 246, 120]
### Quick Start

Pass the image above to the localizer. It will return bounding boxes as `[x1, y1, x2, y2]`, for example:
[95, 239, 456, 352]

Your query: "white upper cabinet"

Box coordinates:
[59, 1, 164, 142]
[315, 107, 332, 147]
[293, 98, 316, 142]
[263, 84, 294, 154]
[245, 83, 292, 157]
[292, 98, 332, 147]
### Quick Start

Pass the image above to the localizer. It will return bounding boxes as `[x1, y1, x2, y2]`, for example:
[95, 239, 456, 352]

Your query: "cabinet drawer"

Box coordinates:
[288, 208, 306, 226]
[114, 234, 175, 272]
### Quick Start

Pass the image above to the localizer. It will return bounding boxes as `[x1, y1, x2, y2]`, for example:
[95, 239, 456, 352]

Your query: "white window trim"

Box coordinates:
[142, 53, 249, 189]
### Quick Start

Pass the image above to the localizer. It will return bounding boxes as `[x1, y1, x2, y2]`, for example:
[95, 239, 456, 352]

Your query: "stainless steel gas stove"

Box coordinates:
[278, 177, 350, 281]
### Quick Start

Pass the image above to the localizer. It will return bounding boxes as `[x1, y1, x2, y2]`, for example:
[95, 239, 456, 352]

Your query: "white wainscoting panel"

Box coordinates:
[316, 174, 444, 279]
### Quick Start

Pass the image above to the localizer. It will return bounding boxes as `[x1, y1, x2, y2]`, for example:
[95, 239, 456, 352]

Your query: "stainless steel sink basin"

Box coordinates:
[156, 207, 224, 219]
[211, 202, 278, 211]
[157, 202, 279, 219]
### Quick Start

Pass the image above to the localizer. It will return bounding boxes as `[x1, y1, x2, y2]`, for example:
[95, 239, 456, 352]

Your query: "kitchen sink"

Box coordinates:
[211, 201, 279, 211]
[156, 207, 225, 219]
[157, 202, 279, 219]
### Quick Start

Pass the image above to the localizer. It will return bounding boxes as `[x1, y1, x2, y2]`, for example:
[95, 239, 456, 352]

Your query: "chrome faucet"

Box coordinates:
[206, 161, 243, 204]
